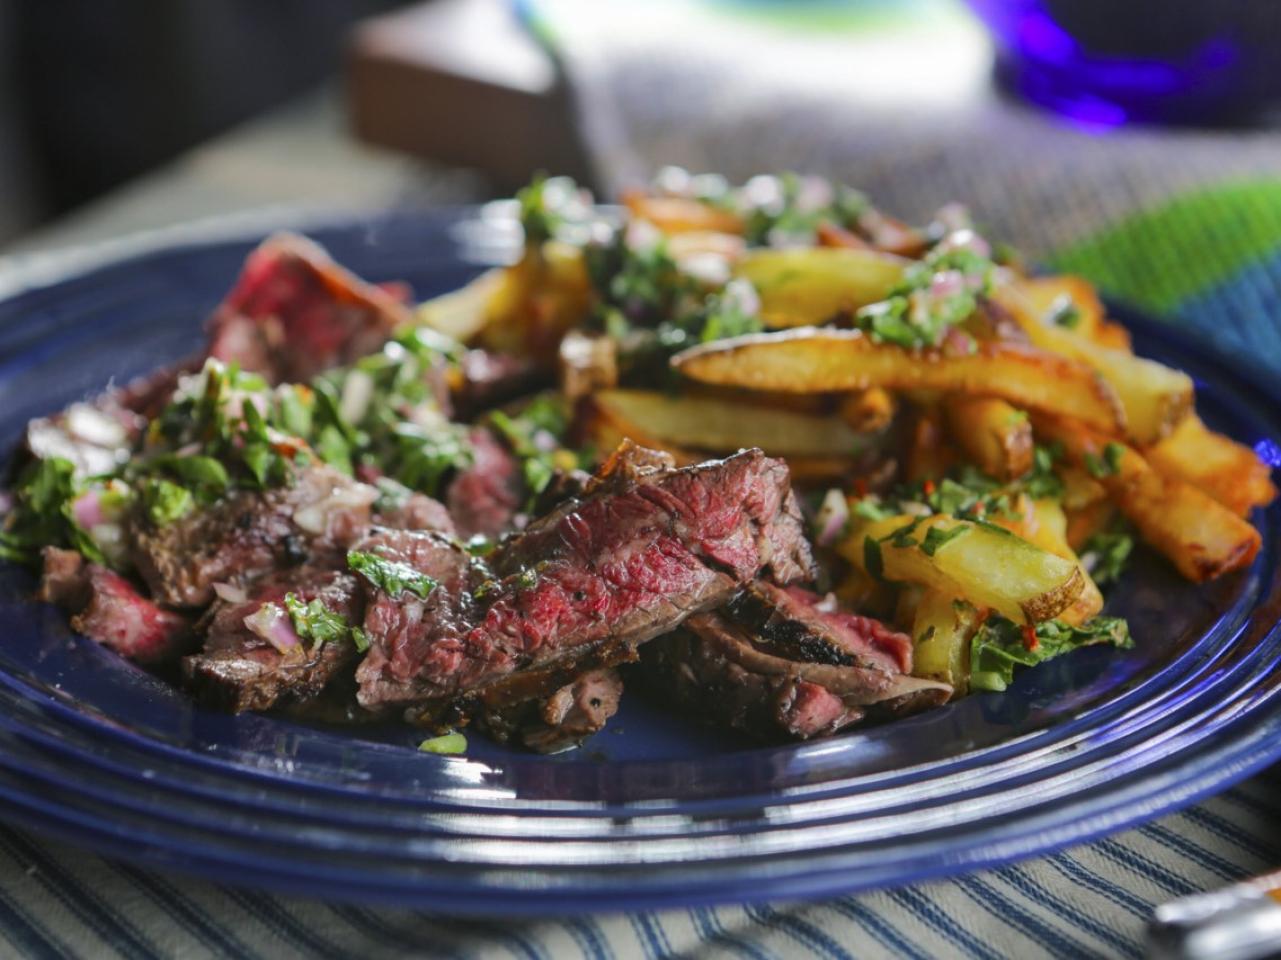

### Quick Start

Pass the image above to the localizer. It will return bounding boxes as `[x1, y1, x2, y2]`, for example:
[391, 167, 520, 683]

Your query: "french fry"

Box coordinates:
[732, 248, 908, 328]
[904, 406, 956, 484]
[911, 590, 979, 694]
[1000, 275, 1105, 340]
[944, 397, 1033, 482]
[996, 498, 1103, 626]
[1144, 413, 1277, 516]
[558, 330, 618, 401]
[673, 328, 1126, 433]
[1065, 499, 1116, 553]
[1093, 321, 1132, 352]
[838, 388, 897, 434]
[840, 513, 1084, 624]
[1032, 414, 1261, 581]
[474, 242, 593, 362]
[581, 389, 872, 459]
[621, 191, 746, 235]
[993, 281, 1193, 444]
[416, 267, 506, 343]
[1057, 464, 1108, 511]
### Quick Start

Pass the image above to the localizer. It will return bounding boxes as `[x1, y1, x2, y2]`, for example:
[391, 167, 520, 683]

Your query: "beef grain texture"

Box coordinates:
[356, 447, 815, 717]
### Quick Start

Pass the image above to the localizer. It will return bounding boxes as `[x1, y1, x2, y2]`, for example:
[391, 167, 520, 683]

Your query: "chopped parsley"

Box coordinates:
[0, 457, 106, 566]
[921, 524, 968, 557]
[418, 731, 467, 755]
[970, 616, 1133, 692]
[1049, 299, 1083, 329]
[855, 246, 994, 350]
[141, 478, 194, 526]
[1084, 442, 1125, 480]
[1081, 527, 1135, 588]
[347, 550, 439, 599]
[488, 394, 584, 506]
[282, 593, 355, 648]
[863, 536, 884, 580]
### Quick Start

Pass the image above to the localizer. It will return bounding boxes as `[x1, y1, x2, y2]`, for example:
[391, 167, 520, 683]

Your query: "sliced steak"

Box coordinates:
[132, 464, 377, 608]
[643, 612, 949, 741]
[477, 668, 624, 753]
[445, 427, 525, 539]
[40, 548, 191, 663]
[207, 233, 410, 385]
[453, 349, 547, 418]
[183, 566, 364, 713]
[726, 582, 913, 675]
[374, 491, 456, 536]
[356, 446, 815, 714]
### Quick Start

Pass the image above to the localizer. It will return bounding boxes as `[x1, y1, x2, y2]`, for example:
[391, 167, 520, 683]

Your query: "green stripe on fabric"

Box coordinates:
[1047, 180, 1281, 314]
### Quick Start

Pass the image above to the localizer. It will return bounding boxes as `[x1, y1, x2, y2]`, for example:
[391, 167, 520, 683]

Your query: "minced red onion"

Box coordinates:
[814, 489, 850, 548]
[936, 228, 991, 260]
[71, 490, 104, 530]
[243, 603, 300, 654]
[929, 270, 965, 299]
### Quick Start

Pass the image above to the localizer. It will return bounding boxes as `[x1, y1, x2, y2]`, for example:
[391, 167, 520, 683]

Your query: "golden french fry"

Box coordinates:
[944, 397, 1033, 482]
[904, 406, 956, 485]
[911, 590, 979, 694]
[581, 389, 871, 459]
[1032, 414, 1261, 582]
[1007, 498, 1103, 626]
[416, 267, 507, 343]
[1065, 499, 1116, 553]
[838, 388, 897, 434]
[993, 281, 1193, 444]
[673, 328, 1126, 433]
[1093, 321, 1132, 352]
[840, 513, 1084, 624]
[558, 330, 618, 401]
[1001, 275, 1105, 339]
[621, 191, 746, 235]
[732, 248, 909, 328]
[475, 242, 593, 362]
[1057, 464, 1108, 511]
[1144, 413, 1277, 517]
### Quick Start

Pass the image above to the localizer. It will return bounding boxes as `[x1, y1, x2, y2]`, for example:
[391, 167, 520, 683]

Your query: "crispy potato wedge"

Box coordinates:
[583, 389, 872, 459]
[911, 591, 979, 694]
[904, 406, 956, 484]
[621, 191, 746, 235]
[416, 266, 506, 343]
[944, 397, 1033, 482]
[840, 513, 1084, 624]
[474, 242, 593, 362]
[673, 328, 1126, 433]
[1000, 275, 1105, 340]
[1033, 414, 1261, 581]
[558, 330, 619, 401]
[1093, 321, 1133, 352]
[993, 282, 1192, 444]
[838, 388, 897, 434]
[1144, 413, 1278, 516]
[992, 498, 1103, 626]
[1057, 464, 1108, 511]
[1065, 499, 1116, 553]
[732, 248, 908, 328]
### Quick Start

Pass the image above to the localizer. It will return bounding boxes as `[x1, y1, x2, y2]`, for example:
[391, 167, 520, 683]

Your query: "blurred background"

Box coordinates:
[2, 0, 1281, 263]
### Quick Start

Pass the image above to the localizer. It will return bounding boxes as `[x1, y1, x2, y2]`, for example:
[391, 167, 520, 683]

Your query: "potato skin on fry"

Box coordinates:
[733, 247, 908, 328]
[672, 328, 1126, 433]
[944, 397, 1033, 482]
[1033, 414, 1262, 582]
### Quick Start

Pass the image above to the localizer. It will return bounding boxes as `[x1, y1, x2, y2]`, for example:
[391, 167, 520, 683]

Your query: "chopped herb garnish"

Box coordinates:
[921, 524, 968, 557]
[282, 593, 352, 648]
[347, 550, 439, 599]
[1050, 300, 1083, 329]
[1081, 527, 1135, 588]
[855, 247, 994, 349]
[863, 536, 884, 580]
[1085, 442, 1125, 479]
[418, 732, 467, 755]
[141, 478, 194, 527]
[970, 615, 1132, 692]
[0, 457, 107, 566]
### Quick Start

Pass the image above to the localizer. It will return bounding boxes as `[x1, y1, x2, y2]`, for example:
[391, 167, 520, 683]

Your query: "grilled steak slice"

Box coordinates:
[183, 567, 364, 713]
[726, 582, 912, 675]
[355, 446, 815, 712]
[373, 491, 456, 536]
[477, 668, 624, 753]
[445, 427, 525, 539]
[40, 548, 191, 663]
[207, 233, 410, 385]
[644, 612, 949, 741]
[453, 349, 547, 418]
[132, 465, 377, 608]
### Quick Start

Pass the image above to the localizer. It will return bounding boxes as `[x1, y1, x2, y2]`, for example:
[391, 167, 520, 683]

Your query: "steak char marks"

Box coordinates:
[355, 444, 815, 726]
[643, 584, 949, 741]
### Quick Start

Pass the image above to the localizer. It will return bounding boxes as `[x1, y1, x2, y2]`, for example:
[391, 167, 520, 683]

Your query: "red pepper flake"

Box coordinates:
[972, 501, 986, 516]
[923, 480, 936, 496]
[853, 477, 869, 497]
[1022, 624, 1039, 652]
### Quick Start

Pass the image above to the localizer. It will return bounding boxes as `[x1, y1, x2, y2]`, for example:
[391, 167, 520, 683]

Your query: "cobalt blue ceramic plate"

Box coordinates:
[0, 209, 1278, 913]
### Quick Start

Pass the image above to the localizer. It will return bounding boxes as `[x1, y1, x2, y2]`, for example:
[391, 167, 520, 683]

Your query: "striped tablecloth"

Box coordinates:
[7, 5, 1281, 956]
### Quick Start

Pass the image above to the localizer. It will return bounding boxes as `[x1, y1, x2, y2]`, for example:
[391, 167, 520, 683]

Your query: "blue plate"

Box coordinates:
[0, 210, 1278, 913]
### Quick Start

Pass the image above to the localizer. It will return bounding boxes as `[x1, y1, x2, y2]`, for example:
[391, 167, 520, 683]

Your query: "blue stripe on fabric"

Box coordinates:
[956, 875, 1098, 959]
[0, 830, 158, 960]
[568, 917, 610, 960]
[1046, 853, 1151, 920]
[829, 898, 929, 960]
[697, 907, 774, 960]
[1138, 824, 1246, 884]
[223, 888, 357, 960]
[886, 886, 1002, 960]
[0, 884, 65, 960]
[625, 913, 659, 959]
[113, 864, 252, 958]
[1175, 249, 1281, 368]
[639, 911, 672, 958]
[1095, 839, 1198, 897]
[747, 903, 852, 960]
[999, 863, 1141, 959]
[1183, 807, 1281, 863]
